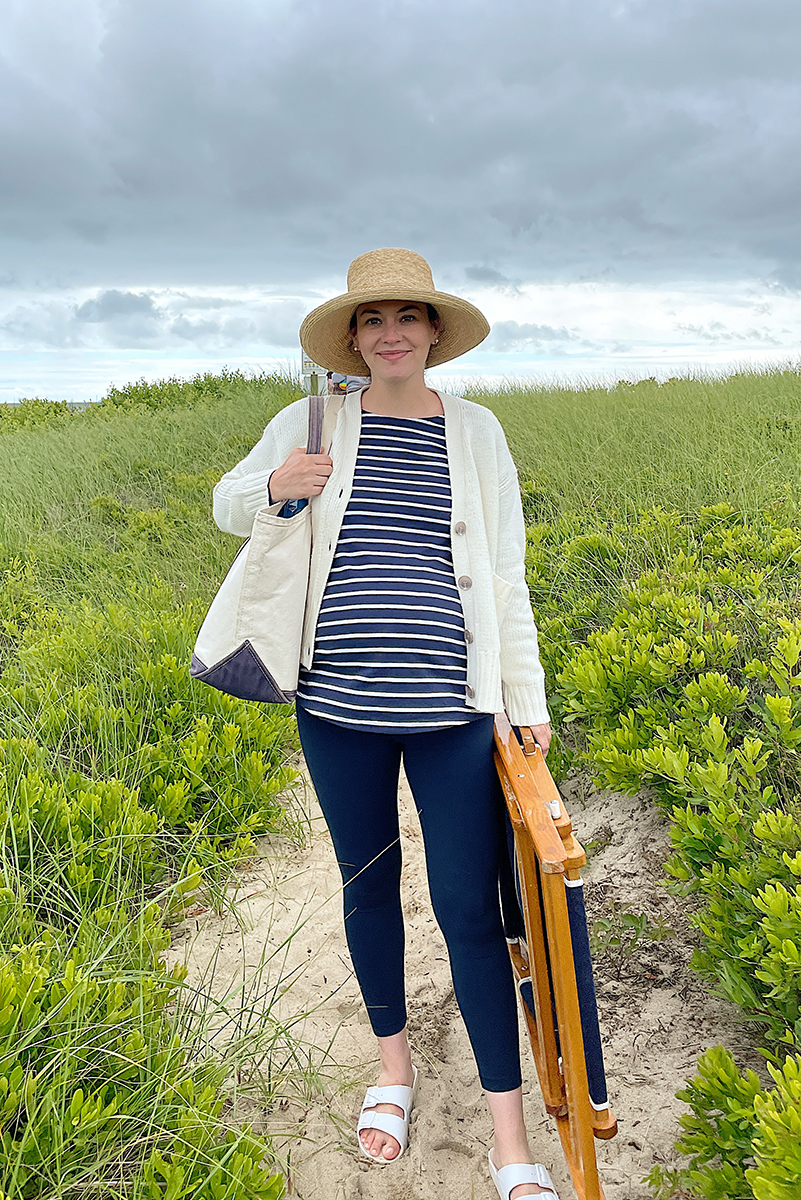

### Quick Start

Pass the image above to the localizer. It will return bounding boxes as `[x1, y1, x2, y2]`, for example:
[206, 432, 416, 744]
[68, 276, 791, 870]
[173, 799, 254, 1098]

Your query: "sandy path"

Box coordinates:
[167, 767, 760, 1200]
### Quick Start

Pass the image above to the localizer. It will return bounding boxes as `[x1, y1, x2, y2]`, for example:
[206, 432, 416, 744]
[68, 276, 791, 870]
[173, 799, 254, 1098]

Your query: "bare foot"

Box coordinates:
[358, 1064, 415, 1161]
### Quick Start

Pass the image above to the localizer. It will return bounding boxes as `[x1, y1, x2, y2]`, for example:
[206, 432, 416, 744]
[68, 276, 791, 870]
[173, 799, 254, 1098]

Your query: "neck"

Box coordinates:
[360, 374, 442, 417]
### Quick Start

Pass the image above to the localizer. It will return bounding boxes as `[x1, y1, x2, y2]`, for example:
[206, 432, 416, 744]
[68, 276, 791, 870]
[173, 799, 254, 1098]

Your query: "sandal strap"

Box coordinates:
[356, 1109, 409, 1148]
[495, 1161, 558, 1198]
[356, 1066, 418, 1162]
[361, 1083, 414, 1120]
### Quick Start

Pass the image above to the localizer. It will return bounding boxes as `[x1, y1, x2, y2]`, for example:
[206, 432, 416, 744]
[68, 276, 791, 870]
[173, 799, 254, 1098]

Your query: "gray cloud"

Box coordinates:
[1, 0, 800, 297]
[485, 321, 581, 352]
[676, 321, 785, 346]
[465, 266, 512, 285]
[0, 290, 307, 351]
[74, 290, 156, 322]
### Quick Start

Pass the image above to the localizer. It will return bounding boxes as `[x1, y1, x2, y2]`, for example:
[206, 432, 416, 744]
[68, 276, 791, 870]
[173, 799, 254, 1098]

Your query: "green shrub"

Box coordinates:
[518, 501, 801, 1194]
[2, 585, 298, 860]
[99, 368, 296, 414]
[0, 735, 162, 920]
[750, 1057, 801, 1200]
[0, 372, 304, 1194]
[0, 398, 73, 432]
[646, 1050, 801, 1200]
[0, 935, 283, 1198]
[678, 1046, 761, 1198]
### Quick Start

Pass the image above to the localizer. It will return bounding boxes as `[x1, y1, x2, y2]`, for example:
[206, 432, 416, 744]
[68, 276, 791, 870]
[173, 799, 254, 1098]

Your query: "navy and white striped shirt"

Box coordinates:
[296, 413, 479, 733]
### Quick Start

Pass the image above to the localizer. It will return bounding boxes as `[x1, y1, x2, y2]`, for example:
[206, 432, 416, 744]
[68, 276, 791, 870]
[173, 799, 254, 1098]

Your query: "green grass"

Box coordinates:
[0, 371, 304, 1197]
[467, 367, 801, 519]
[0, 372, 298, 607]
[5, 362, 801, 1198]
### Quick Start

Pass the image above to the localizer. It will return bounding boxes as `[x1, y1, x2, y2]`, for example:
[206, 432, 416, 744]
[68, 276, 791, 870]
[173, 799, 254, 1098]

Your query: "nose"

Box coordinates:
[381, 321, 402, 343]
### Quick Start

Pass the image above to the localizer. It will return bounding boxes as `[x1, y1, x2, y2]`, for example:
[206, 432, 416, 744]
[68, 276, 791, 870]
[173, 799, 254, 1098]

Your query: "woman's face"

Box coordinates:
[351, 300, 439, 382]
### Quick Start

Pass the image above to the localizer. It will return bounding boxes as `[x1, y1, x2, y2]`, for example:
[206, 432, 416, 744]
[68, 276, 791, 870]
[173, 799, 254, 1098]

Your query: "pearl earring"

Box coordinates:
[433, 338, 439, 345]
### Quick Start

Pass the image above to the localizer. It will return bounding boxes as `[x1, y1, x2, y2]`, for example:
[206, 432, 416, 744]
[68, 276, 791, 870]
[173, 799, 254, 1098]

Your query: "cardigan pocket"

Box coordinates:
[491, 572, 515, 627]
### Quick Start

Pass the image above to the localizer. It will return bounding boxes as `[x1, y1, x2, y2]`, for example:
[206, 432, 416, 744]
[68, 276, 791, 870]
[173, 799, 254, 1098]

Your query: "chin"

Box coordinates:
[372, 358, 425, 380]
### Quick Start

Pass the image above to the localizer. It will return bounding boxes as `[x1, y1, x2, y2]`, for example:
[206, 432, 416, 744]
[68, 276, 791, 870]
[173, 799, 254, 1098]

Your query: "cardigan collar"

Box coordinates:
[343, 387, 462, 422]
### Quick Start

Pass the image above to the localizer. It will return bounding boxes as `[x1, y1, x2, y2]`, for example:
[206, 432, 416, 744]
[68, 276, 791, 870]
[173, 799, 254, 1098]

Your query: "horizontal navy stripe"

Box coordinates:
[297, 413, 478, 735]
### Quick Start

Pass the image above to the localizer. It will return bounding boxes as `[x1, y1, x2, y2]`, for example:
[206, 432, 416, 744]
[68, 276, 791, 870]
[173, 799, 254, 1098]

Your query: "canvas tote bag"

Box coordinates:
[190, 393, 343, 703]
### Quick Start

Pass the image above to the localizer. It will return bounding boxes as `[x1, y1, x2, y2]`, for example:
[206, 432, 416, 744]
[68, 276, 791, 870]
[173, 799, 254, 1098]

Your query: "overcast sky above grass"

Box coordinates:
[2, 0, 800, 400]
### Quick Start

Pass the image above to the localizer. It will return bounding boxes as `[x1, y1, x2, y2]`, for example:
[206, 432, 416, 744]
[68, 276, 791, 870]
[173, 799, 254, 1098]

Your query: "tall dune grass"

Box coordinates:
[467, 367, 801, 519]
[4, 363, 801, 1196]
[0, 371, 304, 1197]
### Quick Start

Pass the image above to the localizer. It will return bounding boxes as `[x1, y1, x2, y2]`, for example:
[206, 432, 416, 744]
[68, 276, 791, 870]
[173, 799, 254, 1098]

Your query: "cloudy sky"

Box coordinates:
[2, 0, 800, 400]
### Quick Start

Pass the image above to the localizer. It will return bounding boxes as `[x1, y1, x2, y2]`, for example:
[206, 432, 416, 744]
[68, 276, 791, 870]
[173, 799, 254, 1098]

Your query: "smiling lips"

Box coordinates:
[378, 350, 409, 361]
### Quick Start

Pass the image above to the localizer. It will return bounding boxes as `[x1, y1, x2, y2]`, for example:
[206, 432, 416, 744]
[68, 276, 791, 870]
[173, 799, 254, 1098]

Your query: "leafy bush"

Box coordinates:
[0, 935, 283, 1198]
[0, 735, 161, 919]
[2, 583, 298, 858]
[99, 368, 295, 413]
[750, 1057, 801, 1200]
[0, 398, 74, 432]
[646, 1050, 801, 1200]
[516, 499, 801, 1197]
[0, 372, 303, 1195]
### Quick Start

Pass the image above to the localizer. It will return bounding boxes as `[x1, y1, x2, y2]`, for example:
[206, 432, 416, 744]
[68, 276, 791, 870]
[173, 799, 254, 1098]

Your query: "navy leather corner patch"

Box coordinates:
[189, 643, 291, 704]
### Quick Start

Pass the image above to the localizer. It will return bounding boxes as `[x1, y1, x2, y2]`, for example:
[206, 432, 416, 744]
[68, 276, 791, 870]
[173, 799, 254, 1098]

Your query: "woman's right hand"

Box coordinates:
[269, 448, 333, 502]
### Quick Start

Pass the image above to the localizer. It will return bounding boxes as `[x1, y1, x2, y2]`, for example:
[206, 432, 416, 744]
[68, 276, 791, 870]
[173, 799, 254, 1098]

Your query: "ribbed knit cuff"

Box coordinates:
[216, 472, 272, 511]
[212, 472, 275, 534]
[502, 679, 551, 728]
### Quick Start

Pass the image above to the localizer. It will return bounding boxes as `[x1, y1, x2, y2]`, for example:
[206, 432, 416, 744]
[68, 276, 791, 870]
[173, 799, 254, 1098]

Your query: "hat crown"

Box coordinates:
[346, 248, 435, 295]
[299, 246, 489, 375]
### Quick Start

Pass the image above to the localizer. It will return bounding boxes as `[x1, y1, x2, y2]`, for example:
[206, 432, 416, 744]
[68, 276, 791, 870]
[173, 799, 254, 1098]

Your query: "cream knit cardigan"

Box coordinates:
[212, 391, 550, 727]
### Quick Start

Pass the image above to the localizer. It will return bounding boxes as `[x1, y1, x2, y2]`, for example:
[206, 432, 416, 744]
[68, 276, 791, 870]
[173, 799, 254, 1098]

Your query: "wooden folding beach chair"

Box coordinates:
[494, 714, 617, 1200]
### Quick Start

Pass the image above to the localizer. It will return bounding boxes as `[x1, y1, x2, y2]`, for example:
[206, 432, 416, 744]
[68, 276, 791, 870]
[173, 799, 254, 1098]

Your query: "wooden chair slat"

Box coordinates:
[494, 715, 618, 1200]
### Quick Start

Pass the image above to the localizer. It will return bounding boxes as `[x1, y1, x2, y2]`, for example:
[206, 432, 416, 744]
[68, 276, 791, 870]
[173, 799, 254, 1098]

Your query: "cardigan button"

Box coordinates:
[464, 629, 474, 644]
[454, 521, 466, 535]
[457, 575, 472, 590]
[465, 685, 475, 699]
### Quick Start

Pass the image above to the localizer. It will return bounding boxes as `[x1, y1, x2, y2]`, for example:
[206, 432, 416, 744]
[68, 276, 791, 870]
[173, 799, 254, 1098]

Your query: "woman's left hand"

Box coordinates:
[527, 723, 552, 756]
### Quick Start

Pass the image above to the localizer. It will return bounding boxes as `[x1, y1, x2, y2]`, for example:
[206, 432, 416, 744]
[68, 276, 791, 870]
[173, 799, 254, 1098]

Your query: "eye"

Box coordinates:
[400, 312, 418, 321]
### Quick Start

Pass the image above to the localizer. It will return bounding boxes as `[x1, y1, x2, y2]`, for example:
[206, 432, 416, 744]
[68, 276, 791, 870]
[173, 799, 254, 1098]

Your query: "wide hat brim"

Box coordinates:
[299, 258, 490, 375]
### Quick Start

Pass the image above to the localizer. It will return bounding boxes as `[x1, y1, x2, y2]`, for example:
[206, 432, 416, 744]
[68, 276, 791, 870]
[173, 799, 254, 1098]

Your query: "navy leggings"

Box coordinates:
[296, 707, 522, 1092]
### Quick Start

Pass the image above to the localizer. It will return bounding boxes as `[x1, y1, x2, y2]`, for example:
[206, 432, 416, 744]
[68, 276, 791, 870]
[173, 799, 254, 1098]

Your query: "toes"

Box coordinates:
[359, 1126, 400, 1160]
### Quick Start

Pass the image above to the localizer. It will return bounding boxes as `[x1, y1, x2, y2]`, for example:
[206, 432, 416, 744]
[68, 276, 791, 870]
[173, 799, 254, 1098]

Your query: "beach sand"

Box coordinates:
[167, 766, 760, 1200]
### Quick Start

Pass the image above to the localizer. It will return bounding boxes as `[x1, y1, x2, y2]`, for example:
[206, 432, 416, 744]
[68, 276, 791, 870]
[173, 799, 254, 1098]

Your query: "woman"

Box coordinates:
[213, 249, 557, 1200]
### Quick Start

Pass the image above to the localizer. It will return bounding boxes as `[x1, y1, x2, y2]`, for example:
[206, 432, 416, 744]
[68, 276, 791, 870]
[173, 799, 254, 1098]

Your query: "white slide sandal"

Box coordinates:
[356, 1065, 419, 1163]
[488, 1149, 560, 1199]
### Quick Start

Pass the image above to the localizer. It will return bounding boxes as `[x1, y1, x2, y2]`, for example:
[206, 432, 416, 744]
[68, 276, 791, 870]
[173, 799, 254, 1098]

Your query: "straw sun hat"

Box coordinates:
[299, 248, 490, 376]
